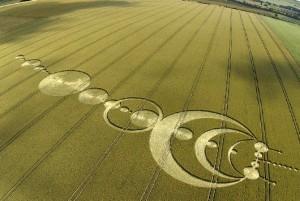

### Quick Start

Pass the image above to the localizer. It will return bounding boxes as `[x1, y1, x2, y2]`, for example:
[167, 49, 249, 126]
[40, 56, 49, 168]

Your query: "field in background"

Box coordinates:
[0, 0, 299, 201]
[266, 0, 300, 8]
[0, 0, 20, 6]
[264, 16, 300, 64]
[195, 0, 300, 24]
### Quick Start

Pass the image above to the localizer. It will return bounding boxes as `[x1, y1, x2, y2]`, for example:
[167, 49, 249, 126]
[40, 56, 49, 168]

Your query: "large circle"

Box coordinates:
[38, 70, 91, 96]
[78, 88, 109, 105]
[103, 98, 163, 133]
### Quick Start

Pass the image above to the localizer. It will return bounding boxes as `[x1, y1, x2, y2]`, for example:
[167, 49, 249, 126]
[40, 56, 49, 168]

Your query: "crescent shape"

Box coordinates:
[227, 139, 254, 176]
[149, 111, 250, 188]
[194, 128, 253, 180]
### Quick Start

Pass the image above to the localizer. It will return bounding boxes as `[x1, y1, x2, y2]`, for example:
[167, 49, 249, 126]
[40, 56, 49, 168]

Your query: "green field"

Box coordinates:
[0, 0, 299, 201]
[264, 16, 300, 65]
[265, 0, 300, 8]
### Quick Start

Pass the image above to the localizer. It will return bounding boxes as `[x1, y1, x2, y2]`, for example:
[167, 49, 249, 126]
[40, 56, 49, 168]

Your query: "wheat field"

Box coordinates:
[0, 0, 299, 200]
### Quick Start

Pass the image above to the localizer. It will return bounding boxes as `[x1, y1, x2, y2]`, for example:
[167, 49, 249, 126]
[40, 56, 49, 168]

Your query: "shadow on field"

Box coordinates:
[233, 56, 298, 100]
[0, 1, 135, 44]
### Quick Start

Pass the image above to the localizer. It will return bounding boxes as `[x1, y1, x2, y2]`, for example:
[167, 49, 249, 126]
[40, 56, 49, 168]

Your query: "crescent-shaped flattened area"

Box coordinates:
[149, 111, 249, 188]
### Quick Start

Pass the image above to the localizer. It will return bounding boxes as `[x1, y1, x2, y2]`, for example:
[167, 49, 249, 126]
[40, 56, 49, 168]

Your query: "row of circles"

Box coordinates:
[16, 55, 194, 140]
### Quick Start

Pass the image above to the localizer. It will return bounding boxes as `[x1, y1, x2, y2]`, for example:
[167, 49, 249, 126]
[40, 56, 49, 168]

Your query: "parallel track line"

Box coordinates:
[249, 14, 300, 143]
[240, 12, 271, 201]
[208, 8, 233, 201]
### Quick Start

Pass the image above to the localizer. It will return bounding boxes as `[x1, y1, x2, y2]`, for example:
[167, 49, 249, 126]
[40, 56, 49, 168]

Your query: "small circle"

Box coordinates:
[130, 110, 159, 128]
[120, 106, 130, 113]
[174, 127, 193, 141]
[251, 161, 260, 168]
[243, 167, 259, 180]
[34, 66, 46, 71]
[16, 55, 25, 60]
[78, 88, 109, 105]
[21, 59, 41, 67]
[254, 142, 269, 153]
[254, 152, 263, 159]
[38, 70, 91, 96]
[206, 140, 218, 148]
